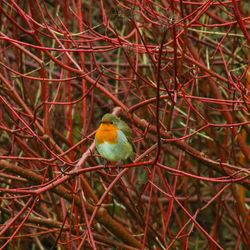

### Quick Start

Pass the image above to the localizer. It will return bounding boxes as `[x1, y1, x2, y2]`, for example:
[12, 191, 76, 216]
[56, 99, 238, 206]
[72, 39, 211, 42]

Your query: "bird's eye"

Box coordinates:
[110, 121, 113, 124]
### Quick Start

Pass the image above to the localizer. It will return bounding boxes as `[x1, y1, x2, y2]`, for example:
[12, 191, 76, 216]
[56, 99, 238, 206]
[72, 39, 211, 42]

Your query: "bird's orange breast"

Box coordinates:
[95, 123, 118, 144]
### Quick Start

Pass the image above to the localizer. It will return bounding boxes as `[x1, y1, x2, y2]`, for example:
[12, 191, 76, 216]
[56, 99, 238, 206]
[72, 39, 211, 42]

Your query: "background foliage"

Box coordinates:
[0, 0, 250, 249]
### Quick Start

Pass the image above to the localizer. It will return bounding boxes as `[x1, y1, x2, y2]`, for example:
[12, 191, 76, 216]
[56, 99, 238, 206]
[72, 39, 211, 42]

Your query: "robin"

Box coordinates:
[95, 113, 134, 162]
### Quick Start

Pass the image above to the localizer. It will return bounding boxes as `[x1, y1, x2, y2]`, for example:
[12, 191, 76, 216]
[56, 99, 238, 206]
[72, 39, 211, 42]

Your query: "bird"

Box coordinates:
[95, 113, 134, 162]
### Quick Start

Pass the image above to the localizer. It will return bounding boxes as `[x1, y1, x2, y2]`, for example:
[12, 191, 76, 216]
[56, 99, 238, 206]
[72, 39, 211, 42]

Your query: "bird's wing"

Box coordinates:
[119, 119, 136, 154]
[119, 119, 132, 140]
